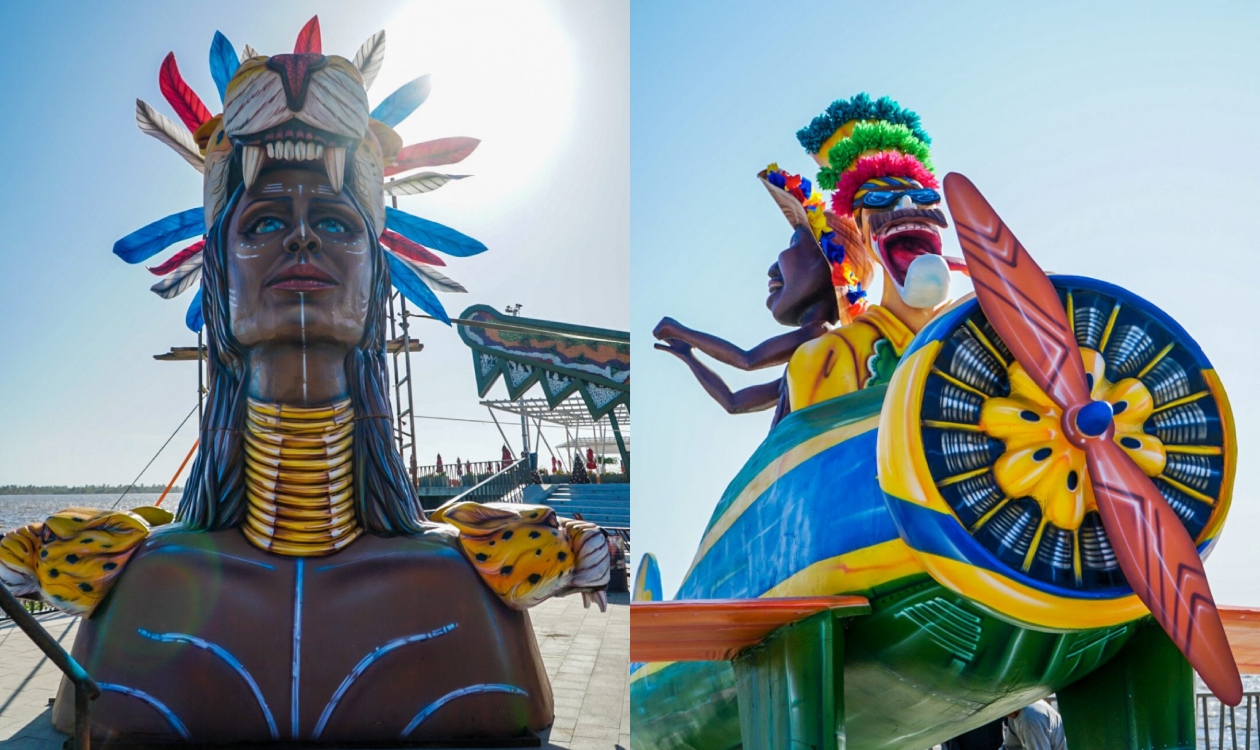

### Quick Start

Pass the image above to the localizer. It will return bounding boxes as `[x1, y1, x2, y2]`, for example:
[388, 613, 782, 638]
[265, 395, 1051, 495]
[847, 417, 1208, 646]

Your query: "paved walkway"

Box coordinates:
[0, 593, 629, 749]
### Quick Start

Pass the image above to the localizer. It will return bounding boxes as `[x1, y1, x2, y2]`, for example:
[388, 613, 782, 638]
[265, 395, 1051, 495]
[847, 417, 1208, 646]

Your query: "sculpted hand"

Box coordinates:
[653, 338, 695, 362]
[653, 317, 691, 343]
[561, 518, 612, 612]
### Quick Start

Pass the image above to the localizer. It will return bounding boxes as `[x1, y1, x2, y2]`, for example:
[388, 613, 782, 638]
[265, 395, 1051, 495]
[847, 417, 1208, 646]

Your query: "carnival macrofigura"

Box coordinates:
[0, 19, 610, 744]
[636, 94, 1242, 750]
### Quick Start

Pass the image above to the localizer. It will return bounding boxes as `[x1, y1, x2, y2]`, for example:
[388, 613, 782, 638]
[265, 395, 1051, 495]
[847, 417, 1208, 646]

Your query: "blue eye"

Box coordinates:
[250, 217, 285, 234]
[315, 218, 349, 234]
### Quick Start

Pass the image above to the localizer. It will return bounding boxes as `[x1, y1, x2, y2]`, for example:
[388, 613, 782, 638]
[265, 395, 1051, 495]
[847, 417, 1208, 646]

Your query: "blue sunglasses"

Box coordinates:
[855, 188, 941, 209]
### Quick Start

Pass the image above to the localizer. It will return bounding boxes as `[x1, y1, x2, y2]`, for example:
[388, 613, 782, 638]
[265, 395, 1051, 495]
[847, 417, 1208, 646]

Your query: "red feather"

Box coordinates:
[147, 240, 205, 276]
[385, 138, 481, 176]
[294, 16, 322, 54]
[382, 231, 446, 266]
[159, 53, 212, 133]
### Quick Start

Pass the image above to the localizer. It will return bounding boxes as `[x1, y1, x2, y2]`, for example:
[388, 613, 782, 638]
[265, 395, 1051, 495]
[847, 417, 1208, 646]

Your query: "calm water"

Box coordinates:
[0, 493, 179, 531]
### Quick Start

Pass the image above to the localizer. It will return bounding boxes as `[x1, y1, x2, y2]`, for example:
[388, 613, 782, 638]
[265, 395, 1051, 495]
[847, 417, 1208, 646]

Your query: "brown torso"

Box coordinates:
[54, 525, 553, 743]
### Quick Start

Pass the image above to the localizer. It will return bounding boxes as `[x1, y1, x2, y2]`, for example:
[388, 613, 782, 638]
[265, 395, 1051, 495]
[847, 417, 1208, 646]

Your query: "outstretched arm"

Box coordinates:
[655, 340, 781, 414]
[654, 316, 824, 371]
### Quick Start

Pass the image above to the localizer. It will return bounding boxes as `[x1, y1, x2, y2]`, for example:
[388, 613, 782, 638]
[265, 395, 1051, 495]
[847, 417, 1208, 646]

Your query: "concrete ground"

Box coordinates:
[0, 592, 629, 750]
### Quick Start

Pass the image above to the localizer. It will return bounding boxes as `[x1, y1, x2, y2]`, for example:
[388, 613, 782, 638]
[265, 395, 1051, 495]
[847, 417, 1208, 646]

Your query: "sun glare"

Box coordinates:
[381, 1, 575, 192]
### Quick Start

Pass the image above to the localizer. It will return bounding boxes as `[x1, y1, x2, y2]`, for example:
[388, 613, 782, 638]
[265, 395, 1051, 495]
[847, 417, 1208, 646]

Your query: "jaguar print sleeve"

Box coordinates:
[430, 501, 612, 611]
[0, 506, 173, 616]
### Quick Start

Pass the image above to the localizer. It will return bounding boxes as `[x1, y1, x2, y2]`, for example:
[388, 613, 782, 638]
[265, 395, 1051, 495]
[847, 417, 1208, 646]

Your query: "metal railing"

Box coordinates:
[450, 456, 532, 504]
[0, 585, 97, 749]
[414, 458, 520, 491]
[1200, 692, 1260, 749]
[0, 597, 58, 620]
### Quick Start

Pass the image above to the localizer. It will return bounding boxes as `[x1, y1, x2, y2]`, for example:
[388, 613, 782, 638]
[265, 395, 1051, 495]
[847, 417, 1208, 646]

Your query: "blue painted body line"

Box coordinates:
[137, 629, 278, 738]
[678, 429, 897, 601]
[98, 683, 192, 740]
[313, 623, 458, 738]
[400, 684, 528, 737]
[291, 558, 304, 737]
[142, 544, 275, 570]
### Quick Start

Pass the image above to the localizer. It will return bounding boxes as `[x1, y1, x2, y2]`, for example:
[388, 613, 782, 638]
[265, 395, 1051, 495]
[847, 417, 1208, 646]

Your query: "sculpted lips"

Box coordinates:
[766, 262, 785, 305]
[266, 263, 339, 291]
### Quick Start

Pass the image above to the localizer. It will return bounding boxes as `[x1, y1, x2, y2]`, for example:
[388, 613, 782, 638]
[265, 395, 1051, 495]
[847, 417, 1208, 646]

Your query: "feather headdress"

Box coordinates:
[114, 16, 482, 330]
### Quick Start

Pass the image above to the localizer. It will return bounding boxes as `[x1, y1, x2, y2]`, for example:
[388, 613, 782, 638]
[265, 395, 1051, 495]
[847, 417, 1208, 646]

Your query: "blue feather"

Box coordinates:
[185, 289, 204, 332]
[385, 253, 450, 325]
[210, 32, 241, 103]
[370, 75, 431, 128]
[113, 208, 206, 264]
[384, 207, 487, 257]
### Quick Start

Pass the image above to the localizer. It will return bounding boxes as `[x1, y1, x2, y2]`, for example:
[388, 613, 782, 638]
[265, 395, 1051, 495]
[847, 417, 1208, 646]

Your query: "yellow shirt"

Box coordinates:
[785, 305, 915, 412]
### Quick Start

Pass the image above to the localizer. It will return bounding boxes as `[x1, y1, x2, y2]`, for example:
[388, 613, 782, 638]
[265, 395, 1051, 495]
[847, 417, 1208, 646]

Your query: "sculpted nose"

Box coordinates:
[285, 226, 321, 256]
[265, 53, 328, 111]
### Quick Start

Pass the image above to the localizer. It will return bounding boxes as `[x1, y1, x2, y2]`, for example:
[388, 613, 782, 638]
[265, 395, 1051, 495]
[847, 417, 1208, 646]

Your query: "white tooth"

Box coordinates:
[298, 141, 307, 160]
[316, 144, 324, 159]
[324, 146, 345, 193]
[302, 142, 312, 160]
[284, 140, 294, 160]
[265, 142, 274, 159]
[242, 145, 263, 191]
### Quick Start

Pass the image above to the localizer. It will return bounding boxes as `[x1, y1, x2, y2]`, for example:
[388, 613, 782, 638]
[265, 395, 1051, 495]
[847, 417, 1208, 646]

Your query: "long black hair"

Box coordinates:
[177, 151, 427, 535]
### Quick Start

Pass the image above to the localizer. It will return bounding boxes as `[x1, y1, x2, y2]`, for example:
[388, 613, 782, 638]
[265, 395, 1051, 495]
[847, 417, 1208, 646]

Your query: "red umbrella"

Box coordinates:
[436, 454, 444, 473]
[585, 448, 596, 470]
[456, 457, 463, 476]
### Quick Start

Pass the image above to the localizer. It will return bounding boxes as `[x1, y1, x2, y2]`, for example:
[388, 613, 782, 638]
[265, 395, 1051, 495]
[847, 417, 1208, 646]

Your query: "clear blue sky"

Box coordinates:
[0, 1, 628, 487]
[631, 0, 1260, 606]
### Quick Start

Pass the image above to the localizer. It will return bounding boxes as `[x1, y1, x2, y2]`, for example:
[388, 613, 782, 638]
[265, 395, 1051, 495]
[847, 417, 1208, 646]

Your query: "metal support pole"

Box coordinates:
[608, 410, 629, 473]
[520, 412, 531, 461]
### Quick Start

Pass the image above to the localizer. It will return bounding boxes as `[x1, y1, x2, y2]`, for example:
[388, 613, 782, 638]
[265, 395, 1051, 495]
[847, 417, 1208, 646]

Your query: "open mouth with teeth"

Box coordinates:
[239, 123, 351, 194]
[870, 209, 948, 287]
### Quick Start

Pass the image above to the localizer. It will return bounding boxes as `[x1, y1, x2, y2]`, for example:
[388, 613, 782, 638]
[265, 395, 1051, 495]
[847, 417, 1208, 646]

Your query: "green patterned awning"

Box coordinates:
[456, 305, 629, 420]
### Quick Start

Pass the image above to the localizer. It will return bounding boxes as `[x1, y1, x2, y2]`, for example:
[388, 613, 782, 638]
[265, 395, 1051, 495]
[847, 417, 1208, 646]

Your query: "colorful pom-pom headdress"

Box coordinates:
[114, 16, 480, 331]
[758, 164, 868, 321]
[795, 93, 937, 217]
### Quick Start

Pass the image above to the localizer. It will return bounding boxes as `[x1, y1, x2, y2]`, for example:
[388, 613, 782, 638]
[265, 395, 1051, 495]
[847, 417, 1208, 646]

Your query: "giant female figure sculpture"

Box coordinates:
[0, 19, 610, 744]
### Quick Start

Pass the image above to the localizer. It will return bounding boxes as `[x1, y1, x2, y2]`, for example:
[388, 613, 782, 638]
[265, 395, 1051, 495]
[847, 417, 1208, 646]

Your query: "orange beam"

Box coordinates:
[630, 596, 870, 662]
[1222, 605, 1260, 673]
[156, 439, 199, 508]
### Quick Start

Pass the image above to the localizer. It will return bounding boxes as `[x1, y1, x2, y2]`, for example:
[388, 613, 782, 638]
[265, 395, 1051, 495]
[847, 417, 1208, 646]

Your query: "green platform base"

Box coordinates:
[1057, 619, 1195, 750]
[733, 610, 847, 750]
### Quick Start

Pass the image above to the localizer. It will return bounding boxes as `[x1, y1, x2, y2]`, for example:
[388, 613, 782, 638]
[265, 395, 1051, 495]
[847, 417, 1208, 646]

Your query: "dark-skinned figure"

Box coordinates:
[653, 166, 871, 424]
[0, 18, 610, 744]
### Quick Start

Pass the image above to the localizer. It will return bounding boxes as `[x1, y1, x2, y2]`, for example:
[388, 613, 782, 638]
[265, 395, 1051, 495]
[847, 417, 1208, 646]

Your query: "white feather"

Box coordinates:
[353, 30, 387, 91]
[390, 252, 467, 293]
[384, 172, 468, 197]
[150, 252, 204, 299]
[241, 44, 257, 62]
[136, 99, 204, 173]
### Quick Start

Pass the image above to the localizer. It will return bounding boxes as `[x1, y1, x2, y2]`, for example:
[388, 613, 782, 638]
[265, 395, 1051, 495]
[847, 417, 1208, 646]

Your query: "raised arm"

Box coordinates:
[654, 317, 825, 371]
[655, 339, 781, 414]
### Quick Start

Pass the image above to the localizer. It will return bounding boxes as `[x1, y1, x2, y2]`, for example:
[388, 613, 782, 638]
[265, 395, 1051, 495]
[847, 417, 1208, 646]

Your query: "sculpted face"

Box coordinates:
[766, 226, 838, 326]
[854, 182, 951, 309]
[226, 166, 373, 350]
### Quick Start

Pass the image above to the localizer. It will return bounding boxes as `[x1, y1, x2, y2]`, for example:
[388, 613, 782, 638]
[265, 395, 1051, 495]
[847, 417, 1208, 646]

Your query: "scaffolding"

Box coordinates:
[481, 397, 629, 472]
